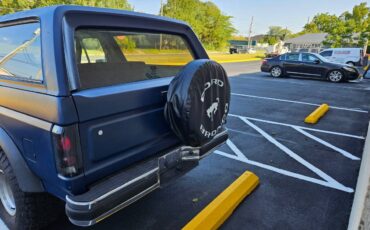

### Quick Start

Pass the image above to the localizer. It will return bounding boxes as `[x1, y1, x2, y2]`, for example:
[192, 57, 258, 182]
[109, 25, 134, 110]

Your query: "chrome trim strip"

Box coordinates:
[69, 182, 160, 227]
[286, 71, 321, 76]
[52, 125, 64, 135]
[66, 167, 159, 208]
[0, 106, 51, 131]
[66, 131, 228, 226]
[95, 182, 160, 224]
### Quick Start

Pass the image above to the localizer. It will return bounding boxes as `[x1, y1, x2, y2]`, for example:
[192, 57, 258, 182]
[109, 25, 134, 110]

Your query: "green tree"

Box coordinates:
[261, 36, 278, 45]
[0, 0, 132, 15]
[302, 2, 370, 48]
[261, 26, 292, 45]
[162, 0, 235, 50]
[267, 26, 292, 40]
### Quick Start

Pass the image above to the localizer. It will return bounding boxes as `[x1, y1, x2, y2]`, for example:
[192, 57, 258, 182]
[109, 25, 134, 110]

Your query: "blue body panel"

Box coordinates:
[0, 6, 209, 200]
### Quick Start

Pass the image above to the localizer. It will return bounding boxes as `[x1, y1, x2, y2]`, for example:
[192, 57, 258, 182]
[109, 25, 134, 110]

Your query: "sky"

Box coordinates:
[128, 0, 368, 35]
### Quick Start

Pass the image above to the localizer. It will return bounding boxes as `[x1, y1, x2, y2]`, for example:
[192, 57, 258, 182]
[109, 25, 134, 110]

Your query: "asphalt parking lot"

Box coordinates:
[43, 61, 370, 230]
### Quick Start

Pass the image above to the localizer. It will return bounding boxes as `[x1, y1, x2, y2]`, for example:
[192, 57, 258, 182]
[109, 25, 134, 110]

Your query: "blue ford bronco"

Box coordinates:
[0, 5, 230, 229]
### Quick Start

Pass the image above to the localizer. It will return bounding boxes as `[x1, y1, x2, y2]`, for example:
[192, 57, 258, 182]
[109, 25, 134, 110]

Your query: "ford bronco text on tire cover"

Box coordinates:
[0, 6, 230, 229]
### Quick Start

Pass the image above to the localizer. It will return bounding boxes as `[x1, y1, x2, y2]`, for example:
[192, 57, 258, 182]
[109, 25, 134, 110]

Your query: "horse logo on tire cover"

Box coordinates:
[207, 98, 219, 121]
[200, 79, 228, 138]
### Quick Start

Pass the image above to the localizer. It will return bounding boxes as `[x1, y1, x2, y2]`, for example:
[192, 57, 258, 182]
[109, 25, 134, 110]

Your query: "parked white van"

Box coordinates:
[319, 48, 364, 66]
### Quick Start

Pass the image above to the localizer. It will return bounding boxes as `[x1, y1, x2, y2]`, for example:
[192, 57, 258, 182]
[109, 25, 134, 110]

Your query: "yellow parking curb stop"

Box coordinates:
[304, 103, 329, 124]
[182, 171, 259, 230]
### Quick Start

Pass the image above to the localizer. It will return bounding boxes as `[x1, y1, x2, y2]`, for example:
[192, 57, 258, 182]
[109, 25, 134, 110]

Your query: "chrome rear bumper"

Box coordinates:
[65, 131, 228, 226]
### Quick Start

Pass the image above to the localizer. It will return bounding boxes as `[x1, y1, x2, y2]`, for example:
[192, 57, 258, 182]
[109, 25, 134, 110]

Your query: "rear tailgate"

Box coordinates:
[71, 28, 195, 182]
[73, 78, 179, 180]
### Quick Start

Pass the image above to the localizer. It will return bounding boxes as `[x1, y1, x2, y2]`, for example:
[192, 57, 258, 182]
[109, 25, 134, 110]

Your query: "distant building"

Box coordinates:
[250, 34, 265, 42]
[228, 35, 268, 50]
[285, 33, 328, 53]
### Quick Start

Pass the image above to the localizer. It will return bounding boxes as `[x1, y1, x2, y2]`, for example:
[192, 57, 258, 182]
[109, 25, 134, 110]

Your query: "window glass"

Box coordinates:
[310, 49, 318, 53]
[302, 54, 319, 63]
[286, 53, 299, 61]
[0, 23, 43, 82]
[74, 29, 194, 89]
[279, 54, 286, 61]
[333, 50, 350, 55]
[320, 50, 333, 57]
[79, 38, 106, 63]
[299, 48, 309, 52]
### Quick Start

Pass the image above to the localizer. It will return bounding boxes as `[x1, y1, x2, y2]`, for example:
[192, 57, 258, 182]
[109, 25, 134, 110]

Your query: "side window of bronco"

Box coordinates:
[0, 22, 43, 82]
[74, 29, 194, 89]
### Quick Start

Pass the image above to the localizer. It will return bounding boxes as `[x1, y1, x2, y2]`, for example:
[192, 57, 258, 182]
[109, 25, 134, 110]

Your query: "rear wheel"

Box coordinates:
[328, 70, 344, 82]
[270, 66, 283, 78]
[0, 150, 63, 229]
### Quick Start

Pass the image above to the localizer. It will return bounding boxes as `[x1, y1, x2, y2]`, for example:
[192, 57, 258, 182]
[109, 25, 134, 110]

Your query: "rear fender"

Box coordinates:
[0, 128, 44, 192]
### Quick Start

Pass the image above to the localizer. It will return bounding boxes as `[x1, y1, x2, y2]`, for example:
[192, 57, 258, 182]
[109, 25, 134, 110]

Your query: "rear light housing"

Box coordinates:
[52, 125, 83, 177]
[262, 59, 267, 65]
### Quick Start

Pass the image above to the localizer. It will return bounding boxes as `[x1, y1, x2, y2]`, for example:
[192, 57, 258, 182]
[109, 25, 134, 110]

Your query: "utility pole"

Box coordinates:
[160, 0, 164, 16]
[283, 26, 288, 41]
[247, 16, 254, 50]
[159, 0, 164, 50]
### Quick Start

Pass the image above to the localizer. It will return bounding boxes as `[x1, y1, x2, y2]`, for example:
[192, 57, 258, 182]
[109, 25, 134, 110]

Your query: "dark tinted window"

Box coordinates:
[302, 53, 319, 63]
[74, 29, 194, 89]
[80, 38, 106, 63]
[279, 54, 286, 60]
[0, 23, 43, 82]
[286, 53, 299, 61]
[320, 50, 333, 57]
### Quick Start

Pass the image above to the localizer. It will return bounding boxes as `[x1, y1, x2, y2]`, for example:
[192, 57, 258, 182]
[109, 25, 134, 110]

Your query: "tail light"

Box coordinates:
[262, 59, 267, 65]
[52, 125, 83, 177]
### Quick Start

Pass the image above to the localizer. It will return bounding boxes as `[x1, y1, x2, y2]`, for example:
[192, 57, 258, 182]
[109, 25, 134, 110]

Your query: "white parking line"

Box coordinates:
[229, 114, 365, 140]
[215, 116, 355, 193]
[216, 149, 352, 191]
[240, 117, 353, 191]
[0, 220, 7, 229]
[293, 127, 360, 160]
[215, 142, 353, 193]
[232, 93, 368, 113]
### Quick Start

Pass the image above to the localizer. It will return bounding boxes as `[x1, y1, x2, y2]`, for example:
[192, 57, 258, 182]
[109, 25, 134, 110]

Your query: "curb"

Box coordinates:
[347, 122, 370, 230]
[182, 171, 259, 230]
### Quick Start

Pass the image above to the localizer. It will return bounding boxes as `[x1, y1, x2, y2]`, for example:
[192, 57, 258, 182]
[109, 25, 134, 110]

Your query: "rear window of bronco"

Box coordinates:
[74, 28, 194, 89]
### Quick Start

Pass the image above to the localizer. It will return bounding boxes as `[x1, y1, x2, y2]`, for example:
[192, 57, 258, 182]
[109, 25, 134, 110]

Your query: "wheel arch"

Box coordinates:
[0, 128, 44, 192]
[269, 64, 284, 71]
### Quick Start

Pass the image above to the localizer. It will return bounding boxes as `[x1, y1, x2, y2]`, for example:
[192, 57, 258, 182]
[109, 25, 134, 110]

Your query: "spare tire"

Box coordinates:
[165, 59, 230, 147]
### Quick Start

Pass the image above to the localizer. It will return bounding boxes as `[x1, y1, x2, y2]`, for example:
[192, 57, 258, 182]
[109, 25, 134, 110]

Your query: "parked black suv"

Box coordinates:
[0, 5, 230, 229]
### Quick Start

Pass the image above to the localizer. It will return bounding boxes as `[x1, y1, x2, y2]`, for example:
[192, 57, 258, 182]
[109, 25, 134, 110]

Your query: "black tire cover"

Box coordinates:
[165, 59, 230, 147]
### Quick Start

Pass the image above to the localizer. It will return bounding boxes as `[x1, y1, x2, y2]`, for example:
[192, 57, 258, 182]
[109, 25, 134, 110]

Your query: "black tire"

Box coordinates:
[0, 150, 63, 229]
[270, 66, 283, 78]
[327, 70, 344, 83]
